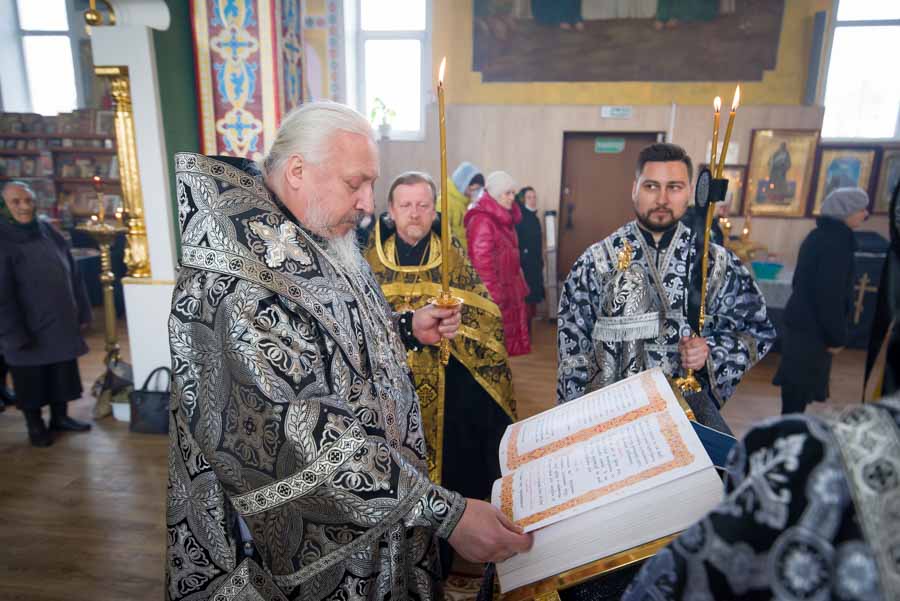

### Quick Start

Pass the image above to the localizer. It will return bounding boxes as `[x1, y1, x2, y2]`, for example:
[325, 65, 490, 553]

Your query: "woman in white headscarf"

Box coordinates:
[464, 171, 531, 356]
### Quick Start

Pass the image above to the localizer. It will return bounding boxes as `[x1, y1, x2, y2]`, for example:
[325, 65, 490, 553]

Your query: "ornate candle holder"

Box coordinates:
[428, 292, 463, 365]
[77, 193, 128, 418]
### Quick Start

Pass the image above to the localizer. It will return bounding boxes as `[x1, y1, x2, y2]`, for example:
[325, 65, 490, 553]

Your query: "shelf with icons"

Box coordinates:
[0, 111, 122, 226]
[0, 142, 119, 188]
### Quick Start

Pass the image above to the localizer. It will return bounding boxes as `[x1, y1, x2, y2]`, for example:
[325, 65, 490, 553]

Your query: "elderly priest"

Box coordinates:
[166, 102, 531, 601]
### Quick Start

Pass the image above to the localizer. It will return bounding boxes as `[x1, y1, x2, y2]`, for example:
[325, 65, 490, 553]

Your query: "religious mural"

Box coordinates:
[472, 0, 784, 82]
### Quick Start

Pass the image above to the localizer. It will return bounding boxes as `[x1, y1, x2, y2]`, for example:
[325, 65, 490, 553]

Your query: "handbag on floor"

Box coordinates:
[129, 367, 171, 434]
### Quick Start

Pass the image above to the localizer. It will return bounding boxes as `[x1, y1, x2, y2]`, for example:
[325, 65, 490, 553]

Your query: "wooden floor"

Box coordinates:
[0, 319, 867, 600]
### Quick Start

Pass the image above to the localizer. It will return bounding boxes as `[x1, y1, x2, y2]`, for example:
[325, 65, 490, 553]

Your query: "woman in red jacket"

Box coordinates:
[464, 171, 531, 356]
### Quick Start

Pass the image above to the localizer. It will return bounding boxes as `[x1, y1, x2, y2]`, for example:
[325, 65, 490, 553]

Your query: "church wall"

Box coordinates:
[376, 0, 888, 273]
[432, 0, 830, 106]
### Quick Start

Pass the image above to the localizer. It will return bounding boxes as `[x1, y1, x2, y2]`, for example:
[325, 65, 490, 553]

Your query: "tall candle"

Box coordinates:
[93, 175, 105, 222]
[437, 57, 449, 293]
[710, 96, 721, 168]
[715, 85, 740, 177]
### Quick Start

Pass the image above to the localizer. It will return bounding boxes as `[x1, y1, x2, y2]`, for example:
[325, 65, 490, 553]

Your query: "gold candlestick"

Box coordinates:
[715, 85, 740, 177]
[430, 57, 462, 365]
[77, 218, 128, 418]
[676, 88, 741, 395]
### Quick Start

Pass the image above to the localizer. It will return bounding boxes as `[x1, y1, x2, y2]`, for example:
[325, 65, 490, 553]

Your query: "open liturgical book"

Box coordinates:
[490, 368, 724, 593]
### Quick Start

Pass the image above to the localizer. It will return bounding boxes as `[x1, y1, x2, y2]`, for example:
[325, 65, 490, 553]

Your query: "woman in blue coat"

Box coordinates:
[0, 181, 92, 446]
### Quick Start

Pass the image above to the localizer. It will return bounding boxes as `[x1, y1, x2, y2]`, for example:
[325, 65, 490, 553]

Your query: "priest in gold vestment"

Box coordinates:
[365, 171, 517, 506]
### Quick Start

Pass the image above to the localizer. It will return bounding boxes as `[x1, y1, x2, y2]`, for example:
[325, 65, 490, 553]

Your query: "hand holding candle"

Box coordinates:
[677, 85, 741, 395]
[431, 56, 463, 365]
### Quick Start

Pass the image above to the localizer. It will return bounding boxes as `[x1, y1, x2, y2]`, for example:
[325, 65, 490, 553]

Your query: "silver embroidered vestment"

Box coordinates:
[166, 154, 465, 601]
[557, 221, 776, 407]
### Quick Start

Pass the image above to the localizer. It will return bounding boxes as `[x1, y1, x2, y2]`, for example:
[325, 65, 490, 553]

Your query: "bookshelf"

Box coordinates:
[0, 111, 121, 223]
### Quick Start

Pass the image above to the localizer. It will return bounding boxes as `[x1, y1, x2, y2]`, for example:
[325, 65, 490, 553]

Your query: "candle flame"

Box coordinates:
[438, 57, 446, 85]
[714, 96, 721, 113]
[731, 85, 741, 111]
[92, 175, 101, 183]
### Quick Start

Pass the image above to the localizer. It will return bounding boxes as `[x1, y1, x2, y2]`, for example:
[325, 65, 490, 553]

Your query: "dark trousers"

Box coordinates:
[781, 384, 813, 415]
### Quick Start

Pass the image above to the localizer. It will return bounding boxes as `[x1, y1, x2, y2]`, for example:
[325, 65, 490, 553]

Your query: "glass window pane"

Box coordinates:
[365, 39, 421, 133]
[22, 36, 78, 115]
[823, 26, 900, 138]
[837, 0, 900, 21]
[361, 0, 426, 31]
[16, 0, 69, 31]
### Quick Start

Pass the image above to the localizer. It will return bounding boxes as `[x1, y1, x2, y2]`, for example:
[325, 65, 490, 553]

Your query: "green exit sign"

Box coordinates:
[594, 137, 625, 154]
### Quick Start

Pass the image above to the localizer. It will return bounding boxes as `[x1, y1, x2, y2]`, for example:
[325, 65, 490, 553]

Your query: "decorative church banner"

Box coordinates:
[300, 0, 344, 102]
[191, 0, 342, 159]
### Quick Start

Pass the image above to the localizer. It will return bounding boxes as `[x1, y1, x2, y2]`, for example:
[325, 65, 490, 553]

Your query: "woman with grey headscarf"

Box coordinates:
[773, 187, 869, 414]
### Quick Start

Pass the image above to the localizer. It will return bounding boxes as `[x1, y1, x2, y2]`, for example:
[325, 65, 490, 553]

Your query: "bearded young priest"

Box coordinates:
[557, 143, 776, 429]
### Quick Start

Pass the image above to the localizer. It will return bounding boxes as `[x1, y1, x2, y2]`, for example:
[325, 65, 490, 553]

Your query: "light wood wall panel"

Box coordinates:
[376, 102, 888, 270]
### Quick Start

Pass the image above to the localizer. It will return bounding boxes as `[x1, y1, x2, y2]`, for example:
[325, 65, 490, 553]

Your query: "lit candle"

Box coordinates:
[710, 96, 721, 168]
[437, 57, 449, 294]
[92, 175, 105, 222]
[715, 85, 740, 177]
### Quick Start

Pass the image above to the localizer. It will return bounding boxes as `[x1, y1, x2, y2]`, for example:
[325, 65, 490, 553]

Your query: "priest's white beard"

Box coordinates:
[304, 192, 365, 276]
[324, 230, 364, 276]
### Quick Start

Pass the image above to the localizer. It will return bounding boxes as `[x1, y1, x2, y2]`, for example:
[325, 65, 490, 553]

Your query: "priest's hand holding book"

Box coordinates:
[678, 336, 710, 370]
[448, 499, 534, 563]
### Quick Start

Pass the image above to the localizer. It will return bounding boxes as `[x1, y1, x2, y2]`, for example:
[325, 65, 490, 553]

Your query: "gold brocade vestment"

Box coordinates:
[365, 221, 517, 483]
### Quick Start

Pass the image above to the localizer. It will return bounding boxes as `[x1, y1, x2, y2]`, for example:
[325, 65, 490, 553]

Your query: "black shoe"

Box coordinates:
[28, 427, 53, 447]
[49, 415, 92, 432]
[0, 387, 15, 405]
[24, 409, 53, 447]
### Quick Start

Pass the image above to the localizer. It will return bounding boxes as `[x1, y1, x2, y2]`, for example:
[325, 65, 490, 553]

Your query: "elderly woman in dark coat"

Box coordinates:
[0, 181, 92, 446]
[773, 187, 870, 414]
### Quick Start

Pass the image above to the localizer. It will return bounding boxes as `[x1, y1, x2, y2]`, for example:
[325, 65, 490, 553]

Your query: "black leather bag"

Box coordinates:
[129, 367, 171, 434]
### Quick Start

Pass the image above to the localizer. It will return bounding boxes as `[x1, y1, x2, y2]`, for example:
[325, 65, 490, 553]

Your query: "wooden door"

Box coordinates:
[557, 132, 662, 278]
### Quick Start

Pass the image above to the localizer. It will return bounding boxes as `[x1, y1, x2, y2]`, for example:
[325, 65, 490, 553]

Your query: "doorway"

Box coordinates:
[557, 131, 662, 278]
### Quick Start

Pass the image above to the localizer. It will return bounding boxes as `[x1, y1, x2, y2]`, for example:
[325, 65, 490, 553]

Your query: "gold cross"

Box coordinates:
[853, 272, 879, 325]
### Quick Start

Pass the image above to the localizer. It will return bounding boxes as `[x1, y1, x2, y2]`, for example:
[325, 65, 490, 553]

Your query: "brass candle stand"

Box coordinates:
[77, 212, 128, 418]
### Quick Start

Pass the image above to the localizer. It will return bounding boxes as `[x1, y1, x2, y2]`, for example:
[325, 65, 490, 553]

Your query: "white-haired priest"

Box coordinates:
[166, 101, 531, 601]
